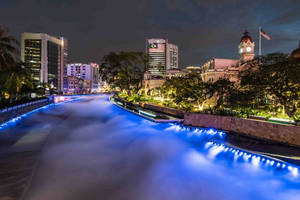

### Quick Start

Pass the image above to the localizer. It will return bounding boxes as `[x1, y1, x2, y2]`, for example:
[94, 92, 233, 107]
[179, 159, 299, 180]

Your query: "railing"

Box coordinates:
[0, 99, 50, 114]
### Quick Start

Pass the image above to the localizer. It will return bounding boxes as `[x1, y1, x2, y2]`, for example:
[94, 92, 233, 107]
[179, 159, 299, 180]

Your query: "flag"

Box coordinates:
[260, 29, 271, 40]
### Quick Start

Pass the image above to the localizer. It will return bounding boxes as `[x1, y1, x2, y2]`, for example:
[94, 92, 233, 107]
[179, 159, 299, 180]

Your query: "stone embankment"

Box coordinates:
[138, 103, 184, 118]
[184, 113, 300, 147]
[114, 97, 300, 147]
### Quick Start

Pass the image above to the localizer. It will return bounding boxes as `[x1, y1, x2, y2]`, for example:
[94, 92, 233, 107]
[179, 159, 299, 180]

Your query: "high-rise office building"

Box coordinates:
[146, 38, 179, 77]
[21, 33, 68, 93]
[61, 37, 68, 80]
[166, 43, 178, 70]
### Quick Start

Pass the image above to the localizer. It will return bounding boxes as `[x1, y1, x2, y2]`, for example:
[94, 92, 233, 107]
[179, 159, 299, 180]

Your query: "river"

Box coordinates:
[1, 95, 299, 200]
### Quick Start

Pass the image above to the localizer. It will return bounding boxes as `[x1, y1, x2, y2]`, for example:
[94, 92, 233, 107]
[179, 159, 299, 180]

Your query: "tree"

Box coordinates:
[239, 53, 300, 121]
[161, 73, 210, 111]
[209, 78, 235, 109]
[100, 51, 149, 95]
[0, 25, 21, 102]
[1, 62, 34, 102]
[0, 26, 19, 70]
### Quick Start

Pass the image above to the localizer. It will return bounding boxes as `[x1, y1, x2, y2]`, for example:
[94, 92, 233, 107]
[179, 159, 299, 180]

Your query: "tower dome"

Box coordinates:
[291, 42, 300, 60]
[240, 30, 253, 43]
[238, 30, 255, 62]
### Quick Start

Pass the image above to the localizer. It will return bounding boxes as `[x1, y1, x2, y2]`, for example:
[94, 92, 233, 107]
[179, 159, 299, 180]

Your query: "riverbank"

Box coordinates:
[0, 99, 51, 124]
[111, 97, 182, 123]
[184, 113, 300, 147]
[119, 97, 300, 146]
[113, 97, 300, 163]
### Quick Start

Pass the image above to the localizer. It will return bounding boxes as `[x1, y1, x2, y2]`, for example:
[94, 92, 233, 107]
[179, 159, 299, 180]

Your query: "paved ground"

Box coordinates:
[0, 152, 38, 200]
[0, 103, 65, 200]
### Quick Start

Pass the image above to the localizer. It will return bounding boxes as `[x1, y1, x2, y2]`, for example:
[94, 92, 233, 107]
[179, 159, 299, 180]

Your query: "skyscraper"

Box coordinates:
[166, 43, 178, 70]
[146, 38, 178, 77]
[21, 33, 68, 93]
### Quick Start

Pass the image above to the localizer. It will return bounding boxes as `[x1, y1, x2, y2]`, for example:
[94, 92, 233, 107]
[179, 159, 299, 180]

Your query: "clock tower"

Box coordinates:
[238, 30, 255, 62]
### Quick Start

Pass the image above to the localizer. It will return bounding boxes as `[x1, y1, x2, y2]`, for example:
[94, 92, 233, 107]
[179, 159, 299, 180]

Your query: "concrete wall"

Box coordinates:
[184, 113, 300, 147]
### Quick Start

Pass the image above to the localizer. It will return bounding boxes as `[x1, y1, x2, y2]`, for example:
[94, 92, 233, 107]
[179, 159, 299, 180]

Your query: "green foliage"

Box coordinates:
[1, 63, 34, 100]
[111, 50, 299, 123]
[160, 72, 210, 110]
[138, 52, 299, 123]
[208, 78, 235, 109]
[0, 26, 19, 70]
[0, 26, 37, 102]
[100, 51, 150, 94]
[239, 53, 300, 120]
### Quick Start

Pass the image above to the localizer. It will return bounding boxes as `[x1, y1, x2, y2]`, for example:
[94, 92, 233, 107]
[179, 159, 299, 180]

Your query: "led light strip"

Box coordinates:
[0, 98, 80, 131]
[168, 124, 299, 178]
[204, 141, 299, 178]
[116, 101, 123, 106]
[139, 110, 157, 118]
[167, 124, 226, 139]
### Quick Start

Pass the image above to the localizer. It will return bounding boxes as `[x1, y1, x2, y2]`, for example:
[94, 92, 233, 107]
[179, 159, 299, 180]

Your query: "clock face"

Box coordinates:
[239, 48, 243, 53]
[246, 47, 252, 52]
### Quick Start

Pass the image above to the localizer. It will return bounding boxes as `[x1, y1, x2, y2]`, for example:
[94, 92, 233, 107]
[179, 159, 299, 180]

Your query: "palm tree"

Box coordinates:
[1, 62, 33, 103]
[0, 25, 19, 70]
[0, 25, 20, 102]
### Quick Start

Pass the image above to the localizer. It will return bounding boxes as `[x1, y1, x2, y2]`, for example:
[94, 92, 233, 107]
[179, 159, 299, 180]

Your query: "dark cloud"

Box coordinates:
[1, 0, 300, 67]
[267, 8, 300, 25]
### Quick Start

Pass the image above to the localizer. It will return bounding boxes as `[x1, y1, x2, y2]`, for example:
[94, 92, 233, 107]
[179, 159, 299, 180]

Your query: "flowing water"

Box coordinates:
[1, 95, 300, 200]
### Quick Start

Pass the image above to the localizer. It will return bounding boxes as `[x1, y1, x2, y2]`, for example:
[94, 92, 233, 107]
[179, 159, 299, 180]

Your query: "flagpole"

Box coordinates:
[259, 26, 262, 57]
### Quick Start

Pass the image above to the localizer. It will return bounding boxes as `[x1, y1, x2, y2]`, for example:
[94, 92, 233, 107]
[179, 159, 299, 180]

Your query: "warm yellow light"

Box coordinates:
[4, 92, 9, 99]
[198, 105, 203, 111]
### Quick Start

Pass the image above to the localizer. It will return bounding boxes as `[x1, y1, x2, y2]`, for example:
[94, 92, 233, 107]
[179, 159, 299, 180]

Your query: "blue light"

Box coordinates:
[116, 101, 123, 106]
[201, 140, 299, 178]
[138, 110, 157, 118]
[0, 97, 80, 131]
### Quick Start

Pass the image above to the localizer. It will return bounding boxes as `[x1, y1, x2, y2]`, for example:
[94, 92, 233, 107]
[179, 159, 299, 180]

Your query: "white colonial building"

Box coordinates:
[198, 30, 255, 82]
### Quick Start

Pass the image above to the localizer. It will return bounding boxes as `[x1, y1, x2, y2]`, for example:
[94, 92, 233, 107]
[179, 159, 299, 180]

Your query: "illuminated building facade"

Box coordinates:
[146, 38, 179, 77]
[182, 66, 202, 73]
[61, 38, 68, 88]
[166, 43, 179, 70]
[66, 63, 100, 93]
[146, 38, 167, 76]
[291, 42, 300, 61]
[21, 33, 67, 93]
[199, 58, 240, 82]
[198, 30, 255, 82]
[64, 76, 91, 95]
[238, 30, 255, 62]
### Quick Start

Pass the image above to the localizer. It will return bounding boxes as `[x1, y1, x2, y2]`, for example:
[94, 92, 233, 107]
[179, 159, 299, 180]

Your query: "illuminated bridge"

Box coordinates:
[0, 95, 299, 200]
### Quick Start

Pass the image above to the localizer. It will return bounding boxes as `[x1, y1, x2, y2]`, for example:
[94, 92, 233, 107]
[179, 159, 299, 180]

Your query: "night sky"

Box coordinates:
[1, 0, 300, 67]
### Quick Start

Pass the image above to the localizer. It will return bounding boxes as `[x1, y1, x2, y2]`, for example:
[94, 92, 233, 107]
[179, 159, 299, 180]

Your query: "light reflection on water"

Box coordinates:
[1, 95, 300, 200]
[164, 123, 299, 180]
